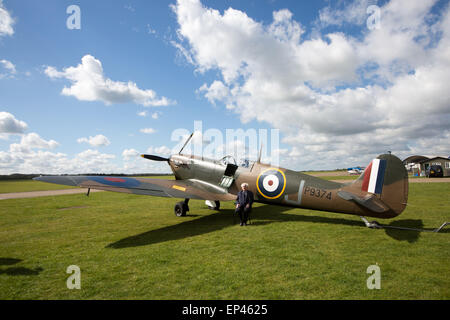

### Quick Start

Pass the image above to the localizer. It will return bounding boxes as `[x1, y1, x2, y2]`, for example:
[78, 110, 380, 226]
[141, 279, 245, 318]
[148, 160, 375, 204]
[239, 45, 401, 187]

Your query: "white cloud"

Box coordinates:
[151, 112, 159, 119]
[22, 133, 58, 149]
[60, 149, 117, 174]
[10, 132, 58, 151]
[1, 142, 126, 174]
[0, 0, 14, 37]
[146, 145, 172, 155]
[0, 59, 15, 73]
[147, 24, 157, 35]
[0, 59, 16, 78]
[137, 110, 160, 118]
[122, 148, 140, 159]
[356, 0, 437, 75]
[172, 0, 450, 169]
[0, 133, 172, 174]
[76, 149, 114, 160]
[170, 40, 196, 65]
[122, 147, 172, 173]
[7, 133, 59, 157]
[198, 80, 230, 105]
[0, 127, 169, 174]
[77, 134, 111, 147]
[140, 128, 156, 134]
[0, 150, 20, 169]
[45, 54, 176, 107]
[124, 4, 135, 12]
[318, 0, 375, 28]
[0, 112, 27, 134]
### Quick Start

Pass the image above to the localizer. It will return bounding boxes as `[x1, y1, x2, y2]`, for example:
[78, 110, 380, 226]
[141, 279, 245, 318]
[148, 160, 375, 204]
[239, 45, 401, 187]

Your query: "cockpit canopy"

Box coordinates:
[217, 155, 253, 168]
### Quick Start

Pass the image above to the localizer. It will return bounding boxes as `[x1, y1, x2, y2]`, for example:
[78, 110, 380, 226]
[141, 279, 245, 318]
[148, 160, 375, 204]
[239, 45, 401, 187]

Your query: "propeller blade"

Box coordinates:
[141, 154, 170, 162]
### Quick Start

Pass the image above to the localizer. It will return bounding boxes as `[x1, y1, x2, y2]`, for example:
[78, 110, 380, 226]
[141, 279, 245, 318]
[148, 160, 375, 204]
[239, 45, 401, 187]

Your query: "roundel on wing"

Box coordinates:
[89, 176, 141, 188]
[256, 168, 286, 199]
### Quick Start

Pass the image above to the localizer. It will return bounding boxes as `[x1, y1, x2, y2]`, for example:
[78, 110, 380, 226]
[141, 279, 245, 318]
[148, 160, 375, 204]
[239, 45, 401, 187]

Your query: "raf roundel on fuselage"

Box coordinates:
[256, 168, 286, 199]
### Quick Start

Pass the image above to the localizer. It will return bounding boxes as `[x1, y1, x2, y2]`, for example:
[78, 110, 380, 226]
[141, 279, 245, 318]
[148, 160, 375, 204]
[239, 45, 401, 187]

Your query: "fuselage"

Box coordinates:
[167, 154, 403, 219]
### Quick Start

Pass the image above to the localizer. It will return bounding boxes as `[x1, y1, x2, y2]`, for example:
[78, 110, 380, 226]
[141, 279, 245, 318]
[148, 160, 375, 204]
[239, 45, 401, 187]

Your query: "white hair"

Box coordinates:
[241, 183, 249, 188]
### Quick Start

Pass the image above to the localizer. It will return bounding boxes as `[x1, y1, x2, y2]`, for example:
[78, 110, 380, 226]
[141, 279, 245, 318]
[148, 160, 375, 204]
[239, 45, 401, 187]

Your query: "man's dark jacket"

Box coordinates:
[236, 190, 254, 208]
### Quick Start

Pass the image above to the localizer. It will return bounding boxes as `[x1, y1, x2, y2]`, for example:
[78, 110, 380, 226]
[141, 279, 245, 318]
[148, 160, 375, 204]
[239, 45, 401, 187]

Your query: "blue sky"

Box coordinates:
[1, 0, 449, 174]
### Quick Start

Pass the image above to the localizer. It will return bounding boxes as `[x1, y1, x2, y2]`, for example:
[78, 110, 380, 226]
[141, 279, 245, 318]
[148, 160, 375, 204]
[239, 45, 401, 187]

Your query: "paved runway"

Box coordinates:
[0, 188, 103, 200]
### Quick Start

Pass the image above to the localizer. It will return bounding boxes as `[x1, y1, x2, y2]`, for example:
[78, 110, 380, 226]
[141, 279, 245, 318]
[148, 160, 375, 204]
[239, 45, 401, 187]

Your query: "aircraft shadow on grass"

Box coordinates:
[382, 219, 449, 243]
[0, 258, 43, 276]
[106, 204, 433, 249]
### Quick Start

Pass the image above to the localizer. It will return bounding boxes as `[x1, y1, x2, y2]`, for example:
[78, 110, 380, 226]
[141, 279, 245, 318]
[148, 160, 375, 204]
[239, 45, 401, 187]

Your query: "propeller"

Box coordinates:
[140, 154, 170, 162]
[141, 132, 194, 162]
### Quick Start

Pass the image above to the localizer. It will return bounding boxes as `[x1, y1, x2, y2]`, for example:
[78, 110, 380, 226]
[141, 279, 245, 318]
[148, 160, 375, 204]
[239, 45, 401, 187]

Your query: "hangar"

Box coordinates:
[418, 157, 450, 177]
[403, 155, 450, 177]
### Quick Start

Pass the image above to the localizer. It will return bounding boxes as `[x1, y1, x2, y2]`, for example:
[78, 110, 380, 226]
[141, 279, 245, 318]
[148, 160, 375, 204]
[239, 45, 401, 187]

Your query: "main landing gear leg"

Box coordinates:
[174, 198, 190, 217]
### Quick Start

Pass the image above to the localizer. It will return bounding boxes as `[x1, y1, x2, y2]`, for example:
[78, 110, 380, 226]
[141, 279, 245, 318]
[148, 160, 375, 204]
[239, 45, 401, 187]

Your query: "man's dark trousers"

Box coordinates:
[235, 205, 251, 224]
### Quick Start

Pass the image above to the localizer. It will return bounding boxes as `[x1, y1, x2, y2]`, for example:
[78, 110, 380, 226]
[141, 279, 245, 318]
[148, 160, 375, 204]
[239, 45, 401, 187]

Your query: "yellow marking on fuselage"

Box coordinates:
[172, 185, 186, 192]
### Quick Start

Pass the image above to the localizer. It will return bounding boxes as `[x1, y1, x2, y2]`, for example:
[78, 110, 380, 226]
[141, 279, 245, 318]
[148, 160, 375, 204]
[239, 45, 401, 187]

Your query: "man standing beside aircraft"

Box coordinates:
[235, 183, 254, 226]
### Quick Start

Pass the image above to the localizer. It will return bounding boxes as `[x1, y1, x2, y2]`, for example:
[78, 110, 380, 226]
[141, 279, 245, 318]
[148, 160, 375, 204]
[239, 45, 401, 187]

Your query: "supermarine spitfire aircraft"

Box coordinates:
[34, 133, 416, 230]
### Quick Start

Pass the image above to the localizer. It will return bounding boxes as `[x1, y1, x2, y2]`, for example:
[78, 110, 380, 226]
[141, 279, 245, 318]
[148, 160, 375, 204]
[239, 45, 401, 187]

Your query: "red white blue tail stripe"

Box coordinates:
[362, 159, 387, 194]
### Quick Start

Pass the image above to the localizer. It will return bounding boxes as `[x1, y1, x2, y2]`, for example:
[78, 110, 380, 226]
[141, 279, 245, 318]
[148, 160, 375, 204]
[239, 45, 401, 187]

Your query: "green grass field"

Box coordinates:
[0, 181, 448, 299]
[0, 179, 77, 193]
[321, 176, 358, 181]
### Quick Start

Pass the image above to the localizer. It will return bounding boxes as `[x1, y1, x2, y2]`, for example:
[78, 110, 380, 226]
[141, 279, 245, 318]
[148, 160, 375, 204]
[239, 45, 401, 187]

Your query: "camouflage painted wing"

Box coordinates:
[33, 176, 236, 201]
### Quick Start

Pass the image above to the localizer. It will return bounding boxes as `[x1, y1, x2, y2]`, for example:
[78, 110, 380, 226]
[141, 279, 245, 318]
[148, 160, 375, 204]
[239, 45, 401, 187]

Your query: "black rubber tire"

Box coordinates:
[174, 202, 186, 217]
[207, 200, 220, 210]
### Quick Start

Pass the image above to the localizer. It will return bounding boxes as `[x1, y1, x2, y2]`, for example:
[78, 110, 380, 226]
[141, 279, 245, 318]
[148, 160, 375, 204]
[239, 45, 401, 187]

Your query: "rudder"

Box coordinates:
[359, 154, 408, 216]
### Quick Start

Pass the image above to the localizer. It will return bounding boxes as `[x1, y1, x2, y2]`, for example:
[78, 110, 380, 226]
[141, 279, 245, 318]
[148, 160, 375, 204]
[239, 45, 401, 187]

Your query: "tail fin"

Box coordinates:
[353, 154, 409, 217]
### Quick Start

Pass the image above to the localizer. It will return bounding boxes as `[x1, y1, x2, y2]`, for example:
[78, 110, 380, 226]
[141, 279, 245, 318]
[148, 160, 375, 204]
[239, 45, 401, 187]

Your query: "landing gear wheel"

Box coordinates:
[206, 200, 221, 210]
[174, 201, 189, 217]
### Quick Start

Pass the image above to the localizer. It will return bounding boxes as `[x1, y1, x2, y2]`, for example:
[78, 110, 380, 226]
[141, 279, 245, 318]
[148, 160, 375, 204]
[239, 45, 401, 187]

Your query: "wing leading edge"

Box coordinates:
[33, 176, 236, 201]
